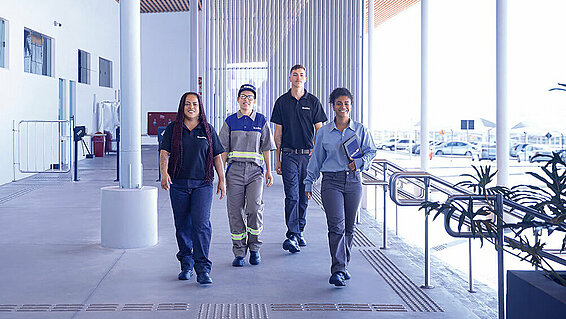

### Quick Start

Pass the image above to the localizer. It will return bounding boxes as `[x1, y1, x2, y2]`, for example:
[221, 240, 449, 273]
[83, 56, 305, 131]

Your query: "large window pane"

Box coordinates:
[78, 49, 90, 84]
[23, 28, 52, 76]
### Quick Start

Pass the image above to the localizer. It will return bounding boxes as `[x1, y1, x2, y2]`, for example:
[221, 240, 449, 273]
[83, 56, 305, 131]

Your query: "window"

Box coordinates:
[0, 18, 5, 68]
[99, 57, 112, 88]
[78, 50, 90, 84]
[24, 28, 52, 76]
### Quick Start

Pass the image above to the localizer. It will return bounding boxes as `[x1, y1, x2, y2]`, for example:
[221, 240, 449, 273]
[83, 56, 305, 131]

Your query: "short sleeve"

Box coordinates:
[209, 125, 225, 156]
[270, 97, 283, 125]
[312, 98, 328, 124]
[260, 122, 276, 152]
[218, 119, 230, 152]
[159, 122, 174, 152]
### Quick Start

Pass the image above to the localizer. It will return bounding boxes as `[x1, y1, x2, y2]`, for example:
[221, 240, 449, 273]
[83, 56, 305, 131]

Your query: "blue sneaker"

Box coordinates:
[178, 269, 193, 280]
[197, 272, 212, 285]
[232, 256, 245, 267]
[249, 251, 261, 265]
[282, 236, 300, 253]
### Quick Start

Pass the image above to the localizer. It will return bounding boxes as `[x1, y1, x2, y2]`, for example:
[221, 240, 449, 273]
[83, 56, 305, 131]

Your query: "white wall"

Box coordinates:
[0, 0, 120, 185]
[141, 12, 191, 145]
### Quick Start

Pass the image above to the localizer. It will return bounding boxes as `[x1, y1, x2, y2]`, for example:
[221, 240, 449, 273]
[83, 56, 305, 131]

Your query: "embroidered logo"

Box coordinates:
[302, 107, 310, 110]
[253, 126, 261, 130]
[197, 136, 207, 139]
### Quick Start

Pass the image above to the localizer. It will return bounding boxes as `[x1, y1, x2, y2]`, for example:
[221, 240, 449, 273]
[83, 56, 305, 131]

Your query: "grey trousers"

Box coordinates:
[226, 161, 264, 257]
[321, 171, 362, 275]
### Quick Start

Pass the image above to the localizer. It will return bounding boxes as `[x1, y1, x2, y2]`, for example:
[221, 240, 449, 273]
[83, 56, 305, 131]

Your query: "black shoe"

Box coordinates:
[298, 234, 307, 247]
[344, 269, 351, 280]
[178, 269, 193, 280]
[232, 256, 245, 267]
[197, 272, 212, 285]
[249, 251, 261, 265]
[282, 236, 300, 253]
[329, 272, 346, 286]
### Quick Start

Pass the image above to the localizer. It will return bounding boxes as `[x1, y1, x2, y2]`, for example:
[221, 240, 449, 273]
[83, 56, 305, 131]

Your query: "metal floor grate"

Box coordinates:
[0, 303, 189, 312]
[360, 249, 444, 312]
[271, 303, 406, 312]
[0, 185, 43, 205]
[352, 229, 376, 247]
[311, 185, 324, 209]
[198, 304, 269, 319]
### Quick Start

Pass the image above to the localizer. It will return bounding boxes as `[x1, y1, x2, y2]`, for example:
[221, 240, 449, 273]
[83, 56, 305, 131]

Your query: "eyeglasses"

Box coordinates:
[239, 94, 255, 101]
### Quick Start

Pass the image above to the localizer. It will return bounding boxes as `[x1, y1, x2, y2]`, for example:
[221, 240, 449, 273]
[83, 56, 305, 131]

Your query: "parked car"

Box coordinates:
[476, 144, 496, 161]
[434, 141, 478, 156]
[392, 139, 416, 151]
[510, 143, 528, 158]
[377, 138, 397, 150]
[516, 144, 556, 163]
[412, 141, 442, 154]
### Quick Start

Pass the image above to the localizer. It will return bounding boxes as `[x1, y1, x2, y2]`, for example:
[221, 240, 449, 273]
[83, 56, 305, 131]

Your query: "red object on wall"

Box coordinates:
[148, 112, 177, 135]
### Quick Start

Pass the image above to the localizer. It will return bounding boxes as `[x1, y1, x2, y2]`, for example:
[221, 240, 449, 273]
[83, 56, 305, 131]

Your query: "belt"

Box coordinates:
[282, 148, 311, 154]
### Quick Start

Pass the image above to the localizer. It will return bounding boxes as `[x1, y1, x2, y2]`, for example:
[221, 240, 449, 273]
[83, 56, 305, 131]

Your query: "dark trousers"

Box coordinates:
[321, 171, 362, 275]
[169, 178, 213, 275]
[281, 152, 310, 238]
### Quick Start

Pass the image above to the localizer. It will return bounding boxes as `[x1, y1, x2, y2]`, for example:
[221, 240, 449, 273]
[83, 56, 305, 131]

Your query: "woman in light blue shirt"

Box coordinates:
[304, 87, 377, 287]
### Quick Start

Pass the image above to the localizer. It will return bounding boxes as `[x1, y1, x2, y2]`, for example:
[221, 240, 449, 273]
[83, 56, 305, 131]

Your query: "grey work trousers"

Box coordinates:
[226, 161, 265, 257]
[321, 171, 362, 275]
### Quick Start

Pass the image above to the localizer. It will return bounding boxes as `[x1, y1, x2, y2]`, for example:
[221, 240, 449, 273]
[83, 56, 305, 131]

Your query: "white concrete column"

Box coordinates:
[496, 0, 509, 186]
[420, 0, 430, 171]
[367, 0, 375, 131]
[189, 0, 199, 92]
[101, 0, 157, 249]
[119, 0, 142, 188]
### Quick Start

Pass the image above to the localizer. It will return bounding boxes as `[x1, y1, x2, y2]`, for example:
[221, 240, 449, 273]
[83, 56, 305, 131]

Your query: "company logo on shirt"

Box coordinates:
[253, 126, 261, 130]
[302, 106, 310, 110]
[197, 136, 207, 139]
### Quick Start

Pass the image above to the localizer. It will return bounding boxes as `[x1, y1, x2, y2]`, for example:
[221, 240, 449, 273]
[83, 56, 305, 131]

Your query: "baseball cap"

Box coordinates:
[238, 84, 256, 98]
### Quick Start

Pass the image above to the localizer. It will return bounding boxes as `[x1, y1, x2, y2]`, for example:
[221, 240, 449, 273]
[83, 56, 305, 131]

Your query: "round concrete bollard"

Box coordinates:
[101, 186, 158, 249]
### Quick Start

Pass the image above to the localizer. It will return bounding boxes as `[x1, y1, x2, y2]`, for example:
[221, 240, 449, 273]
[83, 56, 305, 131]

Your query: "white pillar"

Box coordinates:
[119, 0, 142, 188]
[189, 1, 199, 92]
[420, 0, 430, 171]
[496, 0, 509, 186]
[367, 0, 375, 131]
[101, 0, 157, 249]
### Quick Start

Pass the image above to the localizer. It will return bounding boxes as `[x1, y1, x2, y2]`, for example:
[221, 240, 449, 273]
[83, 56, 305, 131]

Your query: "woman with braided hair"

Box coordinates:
[159, 92, 226, 285]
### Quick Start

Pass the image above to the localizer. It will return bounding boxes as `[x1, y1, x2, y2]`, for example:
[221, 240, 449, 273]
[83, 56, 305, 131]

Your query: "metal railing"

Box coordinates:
[13, 120, 72, 179]
[387, 170, 566, 319]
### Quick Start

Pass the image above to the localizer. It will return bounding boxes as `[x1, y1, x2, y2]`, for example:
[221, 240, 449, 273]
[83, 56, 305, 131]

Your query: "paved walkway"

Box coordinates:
[0, 146, 498, 318]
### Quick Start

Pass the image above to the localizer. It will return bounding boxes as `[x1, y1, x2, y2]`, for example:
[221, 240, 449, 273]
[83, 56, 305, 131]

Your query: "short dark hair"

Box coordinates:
[329, 87, 353, 105]
[290, 64, 306, 74]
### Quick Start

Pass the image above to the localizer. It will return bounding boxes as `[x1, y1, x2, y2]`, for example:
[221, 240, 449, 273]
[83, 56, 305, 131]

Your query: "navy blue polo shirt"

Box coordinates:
[159, 121, 224, 180]
[271, 89, 327, 150]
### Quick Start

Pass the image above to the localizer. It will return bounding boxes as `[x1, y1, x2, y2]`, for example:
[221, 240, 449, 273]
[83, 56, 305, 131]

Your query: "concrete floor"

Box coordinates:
[0, 146, 498, 318]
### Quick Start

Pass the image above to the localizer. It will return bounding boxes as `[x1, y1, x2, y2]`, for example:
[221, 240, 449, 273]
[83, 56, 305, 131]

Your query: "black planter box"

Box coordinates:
[507, 270, 566, 319]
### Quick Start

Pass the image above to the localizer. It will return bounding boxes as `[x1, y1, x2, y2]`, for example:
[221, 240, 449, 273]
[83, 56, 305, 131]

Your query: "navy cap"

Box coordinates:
[238, 84, 256, 98]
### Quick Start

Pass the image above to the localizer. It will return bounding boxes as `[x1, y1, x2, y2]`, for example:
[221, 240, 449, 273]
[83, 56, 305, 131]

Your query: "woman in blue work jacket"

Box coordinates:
[304, 87, 377, 287]
[159, 92, 226, 285]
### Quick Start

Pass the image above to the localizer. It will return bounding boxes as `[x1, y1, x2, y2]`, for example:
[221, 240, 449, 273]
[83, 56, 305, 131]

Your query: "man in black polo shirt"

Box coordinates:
[271, 64, 327, 253]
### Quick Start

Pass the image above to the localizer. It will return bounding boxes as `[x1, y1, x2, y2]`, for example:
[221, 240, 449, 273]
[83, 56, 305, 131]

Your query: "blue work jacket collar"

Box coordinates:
[237, 109, 257, 121]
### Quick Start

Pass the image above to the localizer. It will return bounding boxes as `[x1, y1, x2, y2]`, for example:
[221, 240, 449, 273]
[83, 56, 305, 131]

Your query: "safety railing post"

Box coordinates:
[422, 176, 433, 289]
[381, 162, 388, 249]
[468, 236, 475, 293]
[115, 127, 120, 182]
[496, 194, 505, 319]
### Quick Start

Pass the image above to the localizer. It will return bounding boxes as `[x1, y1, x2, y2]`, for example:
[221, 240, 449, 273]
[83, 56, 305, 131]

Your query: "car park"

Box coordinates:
[510, 143, 528, 158]
[516, 144, 556, 162]
[434, 141, 478, 156]
[392, 139, 416, 151]
[377, 138, 397, 150]
[476, 144, 496, 161]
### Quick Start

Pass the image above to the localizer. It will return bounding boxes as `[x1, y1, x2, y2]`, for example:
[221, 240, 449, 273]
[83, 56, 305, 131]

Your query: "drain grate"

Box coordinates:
[198, 304, 268, 319]
[0, 303, 189, 312]
[353, 229, 376, 247]
[0, 185, 43, 205]
[432, 239, 466, 252]
[271, 303, 406, 312]
[360, 249, 444, 312]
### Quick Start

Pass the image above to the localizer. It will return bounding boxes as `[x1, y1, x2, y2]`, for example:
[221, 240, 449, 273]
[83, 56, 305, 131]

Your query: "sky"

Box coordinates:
[365, 0, 566, 135]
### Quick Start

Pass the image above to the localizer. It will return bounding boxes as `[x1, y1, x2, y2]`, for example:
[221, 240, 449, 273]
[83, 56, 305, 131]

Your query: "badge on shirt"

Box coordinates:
[302, 106, 310, 110]
[197, 136, 207, 139]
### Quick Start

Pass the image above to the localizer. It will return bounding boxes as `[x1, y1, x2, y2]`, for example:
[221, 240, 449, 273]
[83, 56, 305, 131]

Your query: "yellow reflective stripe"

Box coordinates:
[231, 232, 246, 240]
[246, 226, 263, 236]
[228, 151, 263, 160]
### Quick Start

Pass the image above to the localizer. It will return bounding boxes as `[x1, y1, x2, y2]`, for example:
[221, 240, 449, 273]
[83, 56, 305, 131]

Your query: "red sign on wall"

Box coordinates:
[148, 112, 177, 136]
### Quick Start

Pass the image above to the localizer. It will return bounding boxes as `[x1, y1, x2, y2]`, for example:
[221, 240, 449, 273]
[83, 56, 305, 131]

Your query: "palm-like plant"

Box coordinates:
[421, 153, 566, 286]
